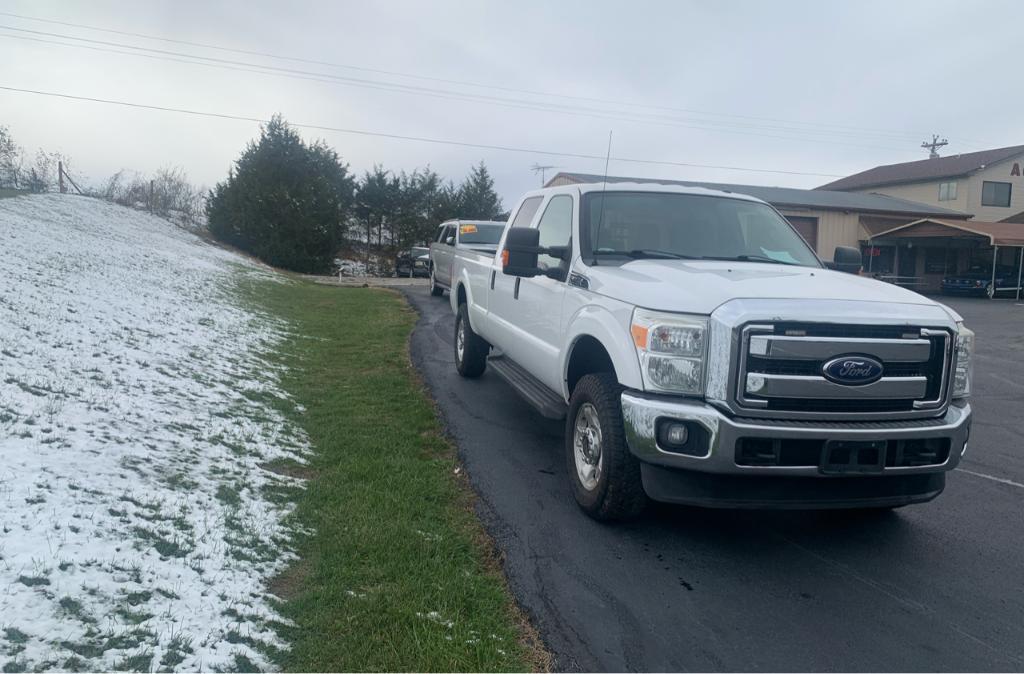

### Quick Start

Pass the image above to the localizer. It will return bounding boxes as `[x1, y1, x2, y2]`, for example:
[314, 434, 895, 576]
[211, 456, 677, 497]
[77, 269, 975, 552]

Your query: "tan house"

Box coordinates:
[819, 144, 1024, 223]
[820, 145, 1024, 294]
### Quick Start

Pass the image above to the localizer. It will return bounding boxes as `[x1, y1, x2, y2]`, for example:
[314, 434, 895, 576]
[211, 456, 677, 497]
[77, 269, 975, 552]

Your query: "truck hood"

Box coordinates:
[583, 260, 946, 315]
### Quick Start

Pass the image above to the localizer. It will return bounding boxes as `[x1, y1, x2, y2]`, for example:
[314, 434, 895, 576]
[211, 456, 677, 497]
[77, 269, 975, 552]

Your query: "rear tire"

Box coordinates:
[455, 303, 488, 378]
[565, 373, 647, 521]
[429, 267, 444, 296]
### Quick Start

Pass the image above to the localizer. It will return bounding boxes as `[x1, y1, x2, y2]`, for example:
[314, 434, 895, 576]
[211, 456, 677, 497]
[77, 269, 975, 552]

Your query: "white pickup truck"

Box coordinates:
[428, 220, 506, 297]
[448, 183, 974, 520]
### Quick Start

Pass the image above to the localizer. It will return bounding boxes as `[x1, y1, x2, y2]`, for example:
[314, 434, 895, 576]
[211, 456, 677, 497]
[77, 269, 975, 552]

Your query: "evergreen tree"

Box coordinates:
[457, 161, 504, 220]
[206, 115, 354, 273]
[354, 166, 400, 264]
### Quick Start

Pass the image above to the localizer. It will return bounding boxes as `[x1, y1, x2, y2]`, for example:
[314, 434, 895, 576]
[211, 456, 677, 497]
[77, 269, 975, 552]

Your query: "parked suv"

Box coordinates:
[447, 183, 974, 520]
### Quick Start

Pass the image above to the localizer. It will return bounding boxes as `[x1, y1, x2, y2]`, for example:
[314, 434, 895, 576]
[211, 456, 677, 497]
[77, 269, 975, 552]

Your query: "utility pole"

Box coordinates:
[921, 134, 948, 159]
[530, 163, 558, 186]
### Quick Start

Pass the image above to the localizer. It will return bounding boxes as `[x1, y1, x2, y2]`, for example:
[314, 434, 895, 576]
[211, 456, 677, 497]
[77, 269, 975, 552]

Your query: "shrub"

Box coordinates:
[206, 115, 355, 273]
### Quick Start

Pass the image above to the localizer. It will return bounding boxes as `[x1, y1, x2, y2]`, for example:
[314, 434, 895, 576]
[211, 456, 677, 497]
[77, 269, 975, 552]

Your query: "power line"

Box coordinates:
[0, 27, 915, 154]
[0, 9, 941, 143]
[0, 85, 846, 178]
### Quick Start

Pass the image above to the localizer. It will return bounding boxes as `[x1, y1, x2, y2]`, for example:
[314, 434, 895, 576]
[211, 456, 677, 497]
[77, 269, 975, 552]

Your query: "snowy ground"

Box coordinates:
[0, 195, 309, 671]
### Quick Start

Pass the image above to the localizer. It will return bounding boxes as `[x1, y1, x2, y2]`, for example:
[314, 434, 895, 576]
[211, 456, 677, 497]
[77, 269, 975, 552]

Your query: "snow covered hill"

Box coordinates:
[0, 194, 308, 671]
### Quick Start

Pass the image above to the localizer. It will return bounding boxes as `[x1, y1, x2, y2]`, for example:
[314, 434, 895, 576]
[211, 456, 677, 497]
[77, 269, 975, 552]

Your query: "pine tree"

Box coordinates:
[354, 166, 399, 266]
[457, 161, 504, 220]
[206, 115, 355, 273]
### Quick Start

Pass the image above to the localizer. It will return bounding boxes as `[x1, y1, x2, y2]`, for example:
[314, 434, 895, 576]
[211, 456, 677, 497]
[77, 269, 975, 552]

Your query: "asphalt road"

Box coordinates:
[403, 287, 1024, 672]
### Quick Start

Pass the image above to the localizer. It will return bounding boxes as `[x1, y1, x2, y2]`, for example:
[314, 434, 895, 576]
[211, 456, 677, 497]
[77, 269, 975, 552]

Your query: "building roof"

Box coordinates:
[871, 218, 1024, 247]
[817, 144, 1024, 191]
[546, 172, 971, 218]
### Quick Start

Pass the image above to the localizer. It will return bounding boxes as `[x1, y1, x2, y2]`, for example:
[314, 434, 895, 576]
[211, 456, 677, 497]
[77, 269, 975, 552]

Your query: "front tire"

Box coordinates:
[429, 267, 444, 296]
[454, 303, 488, 378]
[565, 373, 647, 521]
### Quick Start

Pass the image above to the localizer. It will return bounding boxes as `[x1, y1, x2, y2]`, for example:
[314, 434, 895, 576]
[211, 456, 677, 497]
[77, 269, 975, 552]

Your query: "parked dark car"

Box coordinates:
[942, 264, 1020, 298]
[395, 246, 430, 278]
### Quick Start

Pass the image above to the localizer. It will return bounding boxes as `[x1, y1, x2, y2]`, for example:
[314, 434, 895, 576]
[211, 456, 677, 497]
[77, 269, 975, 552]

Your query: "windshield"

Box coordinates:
[582, 192, 821, 267]
[458, 223, 504, 245]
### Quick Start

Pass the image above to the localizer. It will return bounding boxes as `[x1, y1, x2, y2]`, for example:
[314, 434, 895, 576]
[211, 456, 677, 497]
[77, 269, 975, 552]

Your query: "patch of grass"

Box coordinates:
[2, 658, 27, 673]
[3, 628, 29, 645]
[16, 575, 50, 588]
[112, 650, 153, 672]
[58, 596, 95, 624]
[244, 279, 543, 672]
[131, 526, 191, 558]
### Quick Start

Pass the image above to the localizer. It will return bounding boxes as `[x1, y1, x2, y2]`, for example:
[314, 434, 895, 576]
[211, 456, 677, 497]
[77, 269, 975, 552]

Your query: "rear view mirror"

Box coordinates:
[502, 228, 542, 277]
[445, 235, 455, 245]
[829, 246, 862, 274]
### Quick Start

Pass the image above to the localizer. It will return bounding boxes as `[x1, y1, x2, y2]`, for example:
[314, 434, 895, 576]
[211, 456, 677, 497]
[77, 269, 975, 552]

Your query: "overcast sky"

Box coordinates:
[1, 0, 1021, 207]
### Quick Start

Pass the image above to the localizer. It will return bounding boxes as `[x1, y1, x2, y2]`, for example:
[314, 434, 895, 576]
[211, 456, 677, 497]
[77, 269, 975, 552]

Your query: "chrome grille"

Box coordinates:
[736, 323, 952, 416]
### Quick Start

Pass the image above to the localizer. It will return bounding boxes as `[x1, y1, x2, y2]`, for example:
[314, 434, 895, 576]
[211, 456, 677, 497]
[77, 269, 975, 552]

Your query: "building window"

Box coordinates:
[938, 181, 957, 201]
[981, 181, 1012, 207]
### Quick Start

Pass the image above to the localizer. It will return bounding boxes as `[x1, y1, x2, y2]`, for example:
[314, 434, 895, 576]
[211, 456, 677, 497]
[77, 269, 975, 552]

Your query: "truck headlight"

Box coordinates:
[630, 309, 708, 395]
[953, 324, 974, 398]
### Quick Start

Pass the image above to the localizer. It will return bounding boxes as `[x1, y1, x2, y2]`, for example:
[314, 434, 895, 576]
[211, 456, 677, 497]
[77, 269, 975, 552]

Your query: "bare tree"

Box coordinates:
[0, 125, 23, 189]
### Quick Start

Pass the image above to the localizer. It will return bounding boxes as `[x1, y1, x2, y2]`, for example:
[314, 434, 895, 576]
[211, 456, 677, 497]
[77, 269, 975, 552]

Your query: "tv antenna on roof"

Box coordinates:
[921, 134, 948, 159]
[530, 163, 558, 186]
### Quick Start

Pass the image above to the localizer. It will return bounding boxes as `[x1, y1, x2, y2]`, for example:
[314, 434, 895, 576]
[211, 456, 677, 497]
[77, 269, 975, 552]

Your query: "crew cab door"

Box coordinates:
[515, 194, 574, 392]
[433, 224, 455, 286]
[490, 193, 574, 393]
[487, 196, 543, 355]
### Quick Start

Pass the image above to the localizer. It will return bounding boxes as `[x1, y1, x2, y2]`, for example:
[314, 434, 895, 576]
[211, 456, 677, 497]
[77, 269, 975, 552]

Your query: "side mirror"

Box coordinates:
[445, 235, 455, 245]
[546, 245, 571, 262]
[829, 246, 862, 274]
[502, 227, 542, 277]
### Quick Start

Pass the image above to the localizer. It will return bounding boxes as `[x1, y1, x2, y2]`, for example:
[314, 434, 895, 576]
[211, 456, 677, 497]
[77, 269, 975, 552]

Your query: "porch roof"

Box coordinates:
[870, 218, 1024, 247]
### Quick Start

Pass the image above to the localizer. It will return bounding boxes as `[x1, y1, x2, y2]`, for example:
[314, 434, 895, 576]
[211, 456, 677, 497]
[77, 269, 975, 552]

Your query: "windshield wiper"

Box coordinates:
[595, 249, 698, 260]
[700, 254, 802, 266]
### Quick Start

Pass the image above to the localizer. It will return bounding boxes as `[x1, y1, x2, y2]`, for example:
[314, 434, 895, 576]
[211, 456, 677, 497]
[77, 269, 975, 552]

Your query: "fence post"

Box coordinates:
[149, 180, 155, 212]
[58, 161, 66, 193]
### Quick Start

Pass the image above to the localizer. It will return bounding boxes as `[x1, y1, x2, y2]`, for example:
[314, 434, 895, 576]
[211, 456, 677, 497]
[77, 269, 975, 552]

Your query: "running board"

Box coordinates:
[488, 355, 567, 420]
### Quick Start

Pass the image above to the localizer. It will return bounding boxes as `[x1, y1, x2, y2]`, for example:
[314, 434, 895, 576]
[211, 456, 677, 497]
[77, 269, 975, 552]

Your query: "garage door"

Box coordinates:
[785, 216, 819, 253]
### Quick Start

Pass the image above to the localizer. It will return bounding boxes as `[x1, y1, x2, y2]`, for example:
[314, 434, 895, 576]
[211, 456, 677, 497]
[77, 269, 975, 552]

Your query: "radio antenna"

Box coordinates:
[592, 130, 613, 261]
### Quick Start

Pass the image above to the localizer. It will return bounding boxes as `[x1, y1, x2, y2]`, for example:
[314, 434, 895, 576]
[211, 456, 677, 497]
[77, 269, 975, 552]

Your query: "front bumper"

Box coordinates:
[621, 391, 971, 507]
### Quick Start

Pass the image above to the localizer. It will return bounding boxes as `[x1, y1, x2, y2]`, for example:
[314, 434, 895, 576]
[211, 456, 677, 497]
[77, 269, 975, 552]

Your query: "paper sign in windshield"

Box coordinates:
[760, 248, 800, 264]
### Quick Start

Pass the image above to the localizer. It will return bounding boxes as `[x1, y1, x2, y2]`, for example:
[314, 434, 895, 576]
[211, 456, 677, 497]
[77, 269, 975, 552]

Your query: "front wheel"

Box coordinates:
[429, 267, 444, 296]
[565, 373, 647, 521]
[454, 303, 488, 378]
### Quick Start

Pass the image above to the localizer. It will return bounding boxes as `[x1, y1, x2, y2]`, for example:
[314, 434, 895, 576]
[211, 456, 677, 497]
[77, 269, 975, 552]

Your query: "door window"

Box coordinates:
[510, 196, 543, 228]
[536, 195, 573, 270]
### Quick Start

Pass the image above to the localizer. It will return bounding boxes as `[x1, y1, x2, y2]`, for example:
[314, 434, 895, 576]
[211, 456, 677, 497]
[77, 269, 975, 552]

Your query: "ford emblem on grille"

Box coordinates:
[822, 355, 884, 385]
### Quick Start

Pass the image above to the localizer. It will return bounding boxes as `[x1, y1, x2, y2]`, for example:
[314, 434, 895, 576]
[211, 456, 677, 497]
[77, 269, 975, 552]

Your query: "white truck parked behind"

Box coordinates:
[428, 220, 506, 297]
[447, 183, 974, 520]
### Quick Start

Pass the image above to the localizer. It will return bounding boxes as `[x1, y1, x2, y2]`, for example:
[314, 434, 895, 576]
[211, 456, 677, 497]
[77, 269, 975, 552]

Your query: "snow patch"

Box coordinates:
[0, 194, 308, 671]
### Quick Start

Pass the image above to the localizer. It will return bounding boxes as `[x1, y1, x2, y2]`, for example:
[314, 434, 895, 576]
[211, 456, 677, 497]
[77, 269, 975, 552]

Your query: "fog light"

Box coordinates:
[663, 422, 689, 445]
[654, 419, 710, 457]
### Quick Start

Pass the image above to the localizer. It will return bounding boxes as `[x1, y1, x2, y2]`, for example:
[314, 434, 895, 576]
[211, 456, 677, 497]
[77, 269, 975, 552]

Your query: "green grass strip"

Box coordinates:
[245, 278, 543, 672]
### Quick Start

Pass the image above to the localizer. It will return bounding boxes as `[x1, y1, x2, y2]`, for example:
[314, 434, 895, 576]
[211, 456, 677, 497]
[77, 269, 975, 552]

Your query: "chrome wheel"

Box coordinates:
[455, 316, 466, 364]
[573, 403, 603, 491]
[430, 269, 436, 292]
